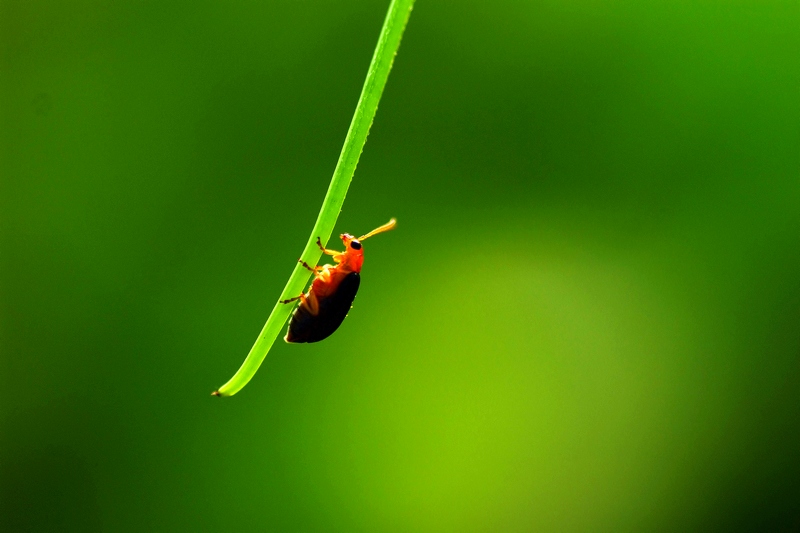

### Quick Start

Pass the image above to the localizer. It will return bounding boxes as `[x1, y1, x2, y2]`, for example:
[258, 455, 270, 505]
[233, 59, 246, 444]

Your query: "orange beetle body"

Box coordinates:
[282, 219, 396, 343]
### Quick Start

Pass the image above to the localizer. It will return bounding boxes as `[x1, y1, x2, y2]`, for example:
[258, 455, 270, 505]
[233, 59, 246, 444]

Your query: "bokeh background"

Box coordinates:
[2, 0, 799, 530]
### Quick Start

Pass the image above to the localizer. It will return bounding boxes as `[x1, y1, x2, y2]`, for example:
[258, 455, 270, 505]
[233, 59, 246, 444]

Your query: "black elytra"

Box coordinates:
[284, 272, 361, 343]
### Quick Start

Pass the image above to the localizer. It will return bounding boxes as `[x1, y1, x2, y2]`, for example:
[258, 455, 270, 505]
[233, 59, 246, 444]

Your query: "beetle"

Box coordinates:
[281, 218, 396, 343]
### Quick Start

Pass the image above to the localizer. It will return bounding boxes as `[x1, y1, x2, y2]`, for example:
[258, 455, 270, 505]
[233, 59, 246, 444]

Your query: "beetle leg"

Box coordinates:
[316, 237, 341, 256]
[298, 259, 322, 273]
[279, 291, 319, 315]
[305, 291, 320, 315]
[280, 293, 308, 305]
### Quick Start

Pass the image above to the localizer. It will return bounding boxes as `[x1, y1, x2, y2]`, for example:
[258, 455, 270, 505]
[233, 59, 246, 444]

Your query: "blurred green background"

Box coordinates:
[2, 0, 799, 530]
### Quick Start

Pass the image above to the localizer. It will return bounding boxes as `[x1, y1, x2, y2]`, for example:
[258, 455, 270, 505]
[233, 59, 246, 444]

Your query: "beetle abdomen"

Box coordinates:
[285, 272, 361, 343]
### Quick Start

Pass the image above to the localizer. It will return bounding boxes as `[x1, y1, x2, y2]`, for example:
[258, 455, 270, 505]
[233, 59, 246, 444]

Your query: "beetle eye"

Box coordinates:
[350, 240, 362, 250]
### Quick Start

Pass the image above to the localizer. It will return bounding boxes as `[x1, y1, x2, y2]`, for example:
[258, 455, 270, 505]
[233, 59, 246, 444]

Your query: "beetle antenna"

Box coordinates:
[359, 218, 397, 240]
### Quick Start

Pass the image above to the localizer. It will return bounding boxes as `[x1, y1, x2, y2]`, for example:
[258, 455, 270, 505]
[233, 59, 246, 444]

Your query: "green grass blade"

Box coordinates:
[213, 0, 415, 397]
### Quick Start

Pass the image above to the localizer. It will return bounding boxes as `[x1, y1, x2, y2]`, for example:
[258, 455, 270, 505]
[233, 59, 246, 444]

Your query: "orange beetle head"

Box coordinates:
[336, 219, 396, 274]
[340, 233, 364, 254]
[338, 233, 364, 272]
